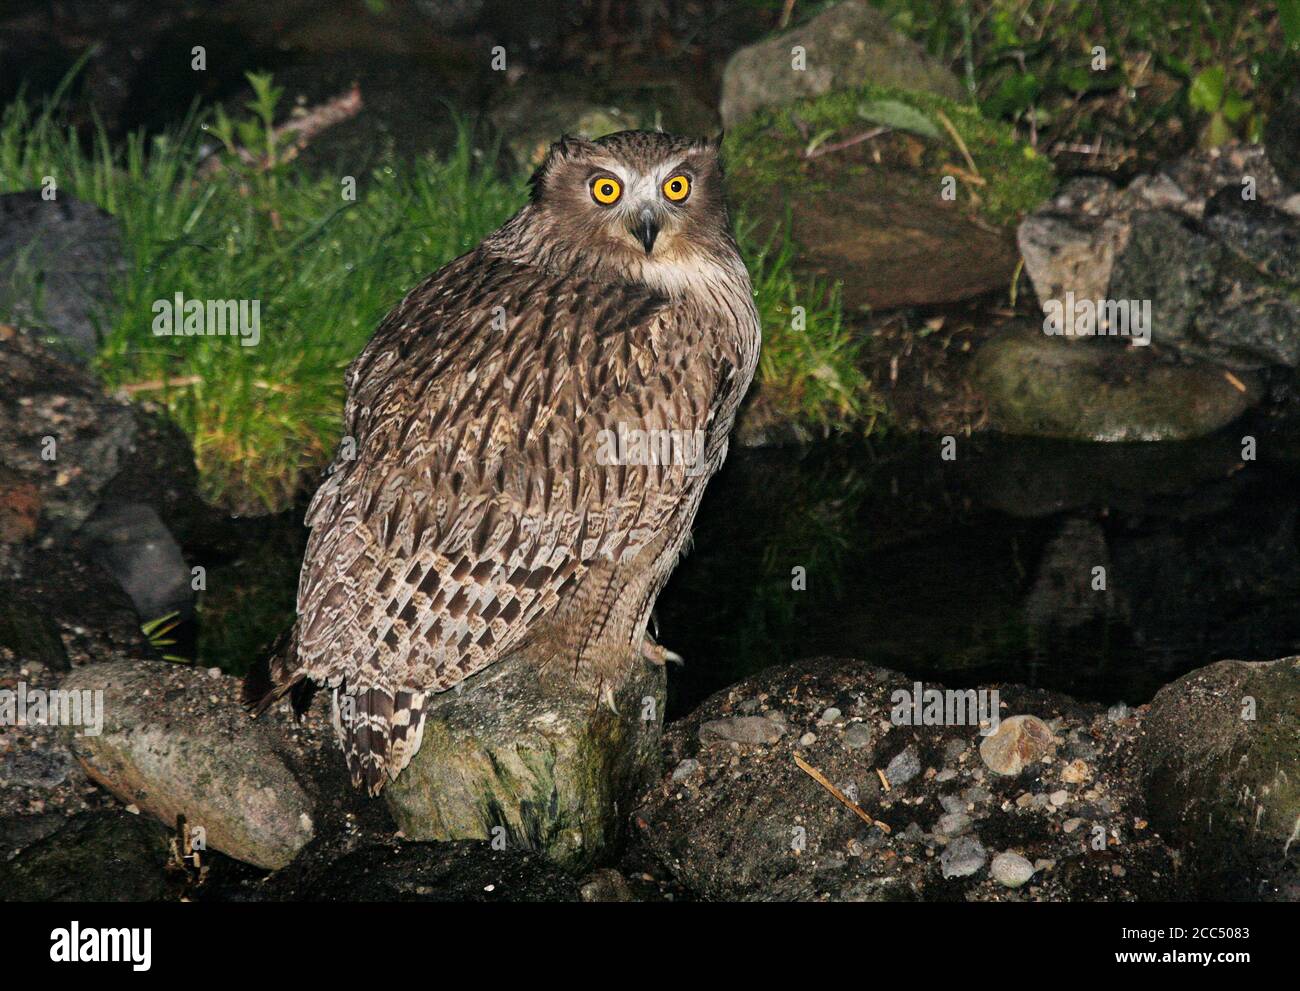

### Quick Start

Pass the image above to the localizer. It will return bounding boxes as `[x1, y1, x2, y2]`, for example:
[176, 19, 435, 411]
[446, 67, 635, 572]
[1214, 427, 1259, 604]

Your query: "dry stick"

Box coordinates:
[1223, 371, 1247, 393]
[804, 126, 891, 160]
[198, 84, 364, 177]
[934, 109, 980, 179]
[119, 375, 203, 395]
[794, 754, 891, 833]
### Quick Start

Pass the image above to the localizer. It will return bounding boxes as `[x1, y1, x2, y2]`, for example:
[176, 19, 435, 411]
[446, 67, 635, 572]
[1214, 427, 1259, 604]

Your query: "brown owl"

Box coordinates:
[242, 130, 761, 795]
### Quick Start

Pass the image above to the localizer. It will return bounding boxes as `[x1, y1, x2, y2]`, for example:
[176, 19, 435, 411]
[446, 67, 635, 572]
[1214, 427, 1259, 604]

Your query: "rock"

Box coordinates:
[939, 835, 987, 879]
[1109, 207, 1300, 371]
[670, 758, 700, 783]
[1061, 759, 1093, 784]
[1139, 656, 1300, 899]
[0, 597, 69, 672]
[935, 812, 972, 837]
[1049, 790, 1069, 807]
[0, 810, 174, 901]
[0, 192, 125, 359]
[0, 812, 64, 862]
[579, 868, 636, 903]
[0, 329, 138, 537]
[266, 839, 582, 902]
[1018, 147, 1300, 373]
[79, 502, 192, 622]
[884, 745, 921, 786]
[843, 722, 873, 749]
[700, 715, 787, 746]
[0, 746, 72, 789]
[1264, 87, 1300, 192]
[60, 659, 316, 870]
[1017, 177, 1134, 307]
[990, 851, 1035, 888]
[972, 324, 1259, 442]
[385, 649, 666, 871]
[719, 0, 964, 128]
[979, 714, 1057, 776]
[1062, 818, 1084, 834]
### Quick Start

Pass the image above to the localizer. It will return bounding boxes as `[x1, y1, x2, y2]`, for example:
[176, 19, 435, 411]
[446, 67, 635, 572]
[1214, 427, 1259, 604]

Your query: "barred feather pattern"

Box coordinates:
[245, 131, 761, 795]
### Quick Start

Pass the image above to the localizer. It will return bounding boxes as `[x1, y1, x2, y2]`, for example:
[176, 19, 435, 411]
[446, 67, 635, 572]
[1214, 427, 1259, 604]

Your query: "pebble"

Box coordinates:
[979, 715, 1056, 776]
[799, 732, 817, 747]
[1050, 790, 1069, 807]
[939, 794, 966, 815]
[670, 759, 700, 783]
[884, 745, 921, 786]
[943, 737, 968, 760]
[934, 768, 956, 782]
[698, 716, 785, 745]
[936, 812, 972, 837]
[990, 851, 1036, 888]
[818, 707, 841, 725]
[939, 835, 987, 879]
[1062, 818, 1084, 834]
[843, 723, 873, 749]
[1060, 759, 1093, 784]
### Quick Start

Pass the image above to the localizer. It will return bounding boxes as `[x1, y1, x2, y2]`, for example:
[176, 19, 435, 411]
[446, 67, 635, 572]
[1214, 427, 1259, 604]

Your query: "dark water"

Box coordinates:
[655, 428, 1300, 719]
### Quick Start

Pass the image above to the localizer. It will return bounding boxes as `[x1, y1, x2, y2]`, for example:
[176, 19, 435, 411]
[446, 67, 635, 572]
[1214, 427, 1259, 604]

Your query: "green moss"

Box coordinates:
[725, 82, 1055, 227]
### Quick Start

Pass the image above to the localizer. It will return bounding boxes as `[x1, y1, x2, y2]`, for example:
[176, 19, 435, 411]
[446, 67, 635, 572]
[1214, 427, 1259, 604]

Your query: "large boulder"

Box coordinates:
[720, 1, 964, 128]
[725, 85, 1054, 310]
[385, 649, 666, 871]
[1139, 656, 1300, 900]
[60, 659, 317, 870]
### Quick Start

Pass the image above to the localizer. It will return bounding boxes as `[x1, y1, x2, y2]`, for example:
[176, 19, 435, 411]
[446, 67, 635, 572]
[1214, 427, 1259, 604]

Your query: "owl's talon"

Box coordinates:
[601, 684, 619, 715]
[640, 635, 684, 667]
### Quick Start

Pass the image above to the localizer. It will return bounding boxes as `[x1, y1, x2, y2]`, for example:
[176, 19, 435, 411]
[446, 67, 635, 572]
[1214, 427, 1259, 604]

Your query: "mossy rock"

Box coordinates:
[719, 0, 965, 126]
[385, 650, 666, 871]
[971, 324, 1259, 442]
[724, 84, 1054, 310]
[726, 82, 1055, 229]
[1140, 657, 1300, 899]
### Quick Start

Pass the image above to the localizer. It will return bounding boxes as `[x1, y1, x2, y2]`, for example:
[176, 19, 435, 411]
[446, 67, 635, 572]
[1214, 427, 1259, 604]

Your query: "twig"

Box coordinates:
[935, 109, 980, 179]
[794, 754, 891, 833]
[1223, 371, 1247, 393]
[804, 126, 891, 160]
[119, 375, 203, 395]
[199, 84, 363, 177]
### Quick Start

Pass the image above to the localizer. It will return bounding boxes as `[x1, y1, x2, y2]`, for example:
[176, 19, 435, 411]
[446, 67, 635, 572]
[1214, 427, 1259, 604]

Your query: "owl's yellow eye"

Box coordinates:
[590, 176, 622, 205]
[662, 174, 691, 202]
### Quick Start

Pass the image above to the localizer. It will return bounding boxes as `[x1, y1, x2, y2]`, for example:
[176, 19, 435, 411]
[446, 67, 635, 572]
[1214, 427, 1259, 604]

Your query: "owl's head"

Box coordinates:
[523, 130, 738, 286]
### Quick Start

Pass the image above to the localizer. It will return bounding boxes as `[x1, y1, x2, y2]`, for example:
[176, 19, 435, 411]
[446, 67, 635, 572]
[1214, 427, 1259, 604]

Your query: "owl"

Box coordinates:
[242, 130, 761, 795]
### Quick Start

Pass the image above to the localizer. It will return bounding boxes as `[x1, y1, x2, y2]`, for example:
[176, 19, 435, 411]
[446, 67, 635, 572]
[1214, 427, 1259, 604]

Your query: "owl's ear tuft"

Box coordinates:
[528, 134, 600, 201]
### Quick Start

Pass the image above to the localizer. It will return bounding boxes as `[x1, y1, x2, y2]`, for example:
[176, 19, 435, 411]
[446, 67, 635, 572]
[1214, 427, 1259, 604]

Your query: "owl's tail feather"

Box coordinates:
[332, 686, 428, 797]
[240, 624, 311, 717]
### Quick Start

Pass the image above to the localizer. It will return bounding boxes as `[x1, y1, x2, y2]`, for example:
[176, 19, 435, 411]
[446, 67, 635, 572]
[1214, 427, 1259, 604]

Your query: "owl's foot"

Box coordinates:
[640, 634, 684, 667]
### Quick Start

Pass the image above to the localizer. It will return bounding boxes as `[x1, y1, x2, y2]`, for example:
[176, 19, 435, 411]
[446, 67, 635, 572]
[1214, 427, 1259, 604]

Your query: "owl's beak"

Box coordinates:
[633, 208, 660, 255]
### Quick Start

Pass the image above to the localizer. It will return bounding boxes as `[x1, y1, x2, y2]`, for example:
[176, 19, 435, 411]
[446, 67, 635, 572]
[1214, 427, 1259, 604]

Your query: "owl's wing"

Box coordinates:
[292, 252, 723, 791]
